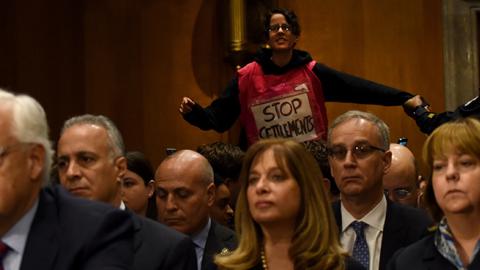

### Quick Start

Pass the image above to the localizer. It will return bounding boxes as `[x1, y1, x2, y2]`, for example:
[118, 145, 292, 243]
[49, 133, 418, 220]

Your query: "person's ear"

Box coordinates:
[29, 144, 46, 182]
[382, 150, 392, 174]
[206, 183, 216, 207]
[147, 180, 155, 197]
[115, 156, 127, 181]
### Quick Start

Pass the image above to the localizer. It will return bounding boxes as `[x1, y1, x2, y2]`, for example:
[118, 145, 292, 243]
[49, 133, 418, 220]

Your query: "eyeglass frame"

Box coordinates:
[327, 143, 386, 160]
[384, 187, 413, 200]
[268, 23, 291, 33]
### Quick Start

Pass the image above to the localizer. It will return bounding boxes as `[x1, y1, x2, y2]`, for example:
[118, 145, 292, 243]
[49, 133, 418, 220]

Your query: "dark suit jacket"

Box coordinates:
[130, 212, 197, 270]
[333, 199, 432, 270]
[387, 234, 480, 270]
[201, 221, 237, 270]
[20, 186, 134, 270]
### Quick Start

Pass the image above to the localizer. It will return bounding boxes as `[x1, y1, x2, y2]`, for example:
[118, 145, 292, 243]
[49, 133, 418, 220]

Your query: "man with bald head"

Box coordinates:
[155, 150, 237, 270]
[57, 114, 197, 270]
[383, 143, 419, 207]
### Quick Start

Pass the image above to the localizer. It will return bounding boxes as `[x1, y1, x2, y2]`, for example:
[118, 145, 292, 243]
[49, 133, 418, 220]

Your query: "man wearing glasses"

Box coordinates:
[327, 110, 431, 270]
[383, 143, 420, 208]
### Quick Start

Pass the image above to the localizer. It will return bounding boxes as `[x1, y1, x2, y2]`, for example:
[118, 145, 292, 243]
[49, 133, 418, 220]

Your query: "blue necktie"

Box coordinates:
[351, 221, 369, 269]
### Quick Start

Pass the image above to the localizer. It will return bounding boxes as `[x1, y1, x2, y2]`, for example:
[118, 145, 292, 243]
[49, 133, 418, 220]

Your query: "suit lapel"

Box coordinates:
[332, 201, 342, 232]
[202, 222, 219, 270]
[379, 201, 406, 270]
[421, 237, 456, 270]
[128, 210, 143, 252]
[20, 189, 59, 270]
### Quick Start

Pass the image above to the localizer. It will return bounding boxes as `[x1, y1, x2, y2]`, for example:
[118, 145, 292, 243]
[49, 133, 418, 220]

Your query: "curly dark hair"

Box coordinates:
[263, 8, 301, 41]
[197, 142, 245, 182]
[302, 140, 340, 196]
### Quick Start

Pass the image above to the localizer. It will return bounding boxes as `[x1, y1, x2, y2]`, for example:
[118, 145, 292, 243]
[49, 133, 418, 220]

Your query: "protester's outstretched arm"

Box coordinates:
[179, 78, 241, 132]
[314, 63, 414, 105]
[404, 95, 460, 134]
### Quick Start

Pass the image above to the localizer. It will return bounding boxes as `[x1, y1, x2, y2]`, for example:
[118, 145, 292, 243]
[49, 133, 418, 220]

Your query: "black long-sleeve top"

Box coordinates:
[184, 48, 414, 132]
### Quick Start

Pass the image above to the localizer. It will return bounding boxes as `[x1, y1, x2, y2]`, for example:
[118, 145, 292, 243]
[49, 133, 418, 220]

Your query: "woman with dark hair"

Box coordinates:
[215, 139, 364, 270]
[388, 118, 480, 269]
[121, 151, 157, 220]
[180, 7, 418, 146]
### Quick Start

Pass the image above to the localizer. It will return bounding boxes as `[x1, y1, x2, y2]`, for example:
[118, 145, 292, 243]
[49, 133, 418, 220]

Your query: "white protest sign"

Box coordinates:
[251, 91, 316, 142]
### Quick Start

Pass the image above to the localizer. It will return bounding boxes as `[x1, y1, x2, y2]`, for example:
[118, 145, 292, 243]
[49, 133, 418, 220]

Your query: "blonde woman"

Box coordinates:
[215, 139, 364, 270]
[388, 117, 480, 269]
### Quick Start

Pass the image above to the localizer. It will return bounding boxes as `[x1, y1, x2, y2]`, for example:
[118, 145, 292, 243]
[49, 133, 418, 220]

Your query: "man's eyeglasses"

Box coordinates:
[268, 23, 290, 33]
[384, 188, 412, 200]
[328, 143, 386, 160]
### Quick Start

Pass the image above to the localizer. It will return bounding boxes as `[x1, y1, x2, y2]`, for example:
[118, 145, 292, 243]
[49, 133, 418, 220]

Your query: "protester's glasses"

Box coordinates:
[328, 143, 386, 160]
[268, 23, 290, 33]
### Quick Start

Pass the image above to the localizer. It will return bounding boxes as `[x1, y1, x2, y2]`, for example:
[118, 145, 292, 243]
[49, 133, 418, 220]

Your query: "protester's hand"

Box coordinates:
[179, 97, 196, 115]
[403, 95, 429, 117]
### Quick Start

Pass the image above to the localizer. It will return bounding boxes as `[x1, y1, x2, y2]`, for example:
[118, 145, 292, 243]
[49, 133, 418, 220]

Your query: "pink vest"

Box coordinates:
[238, 60, 328, 145]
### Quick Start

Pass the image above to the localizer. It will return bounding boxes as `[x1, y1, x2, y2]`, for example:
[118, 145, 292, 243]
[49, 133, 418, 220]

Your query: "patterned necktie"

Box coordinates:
[0, 241, 9, 270]
[351, 221, 370, 269]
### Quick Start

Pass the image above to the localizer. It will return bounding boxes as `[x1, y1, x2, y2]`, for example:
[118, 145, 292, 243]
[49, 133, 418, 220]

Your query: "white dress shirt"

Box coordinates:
[2, 199, 39, 270]
[340, 196, 387, 270]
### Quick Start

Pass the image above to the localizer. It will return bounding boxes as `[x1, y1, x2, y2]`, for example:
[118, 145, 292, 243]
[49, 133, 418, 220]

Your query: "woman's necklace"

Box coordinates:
[260, 246, 269, 270]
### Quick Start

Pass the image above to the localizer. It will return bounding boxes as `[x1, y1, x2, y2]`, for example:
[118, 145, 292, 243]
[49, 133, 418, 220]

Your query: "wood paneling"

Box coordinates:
[284, 0, 443, 173]
[0, 0, 85, 143]
[0, 0, 443, 170]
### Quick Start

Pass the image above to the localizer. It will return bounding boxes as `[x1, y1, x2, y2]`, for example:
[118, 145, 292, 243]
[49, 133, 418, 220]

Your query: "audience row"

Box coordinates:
[1, 84, 479, 270]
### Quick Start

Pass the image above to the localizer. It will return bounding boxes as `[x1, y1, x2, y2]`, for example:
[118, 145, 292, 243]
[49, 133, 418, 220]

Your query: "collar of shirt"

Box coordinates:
[434, 217, 480, 269]
[119, 201, 126, 211]
[191, 218, 211, 250]
[190, 218, 211, 270]
[341, 195, 387, 233]
[340, 196, 387, 270]
[2, 198, 39, 270]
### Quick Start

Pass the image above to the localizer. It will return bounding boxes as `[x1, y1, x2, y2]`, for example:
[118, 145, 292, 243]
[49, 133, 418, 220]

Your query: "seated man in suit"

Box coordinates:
[327, 110, 432, 270]
[56, 114, 197, 270]
[155, 150, 237, 270]
[0, 89, 134, 270]
[383, 143, 420, 208]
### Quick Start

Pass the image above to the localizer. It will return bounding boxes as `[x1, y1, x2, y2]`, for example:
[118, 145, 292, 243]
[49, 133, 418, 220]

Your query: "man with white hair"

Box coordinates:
[56, 114, 197, 270]
[155, 150, 237, 270]
[0, 88, 134, 269]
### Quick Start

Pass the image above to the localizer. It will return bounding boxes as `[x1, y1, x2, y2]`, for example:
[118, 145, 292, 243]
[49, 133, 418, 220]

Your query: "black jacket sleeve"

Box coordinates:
[313, 63, 414, 105]
[183, 78, 241, 132]
[414, 96, 480, 134]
